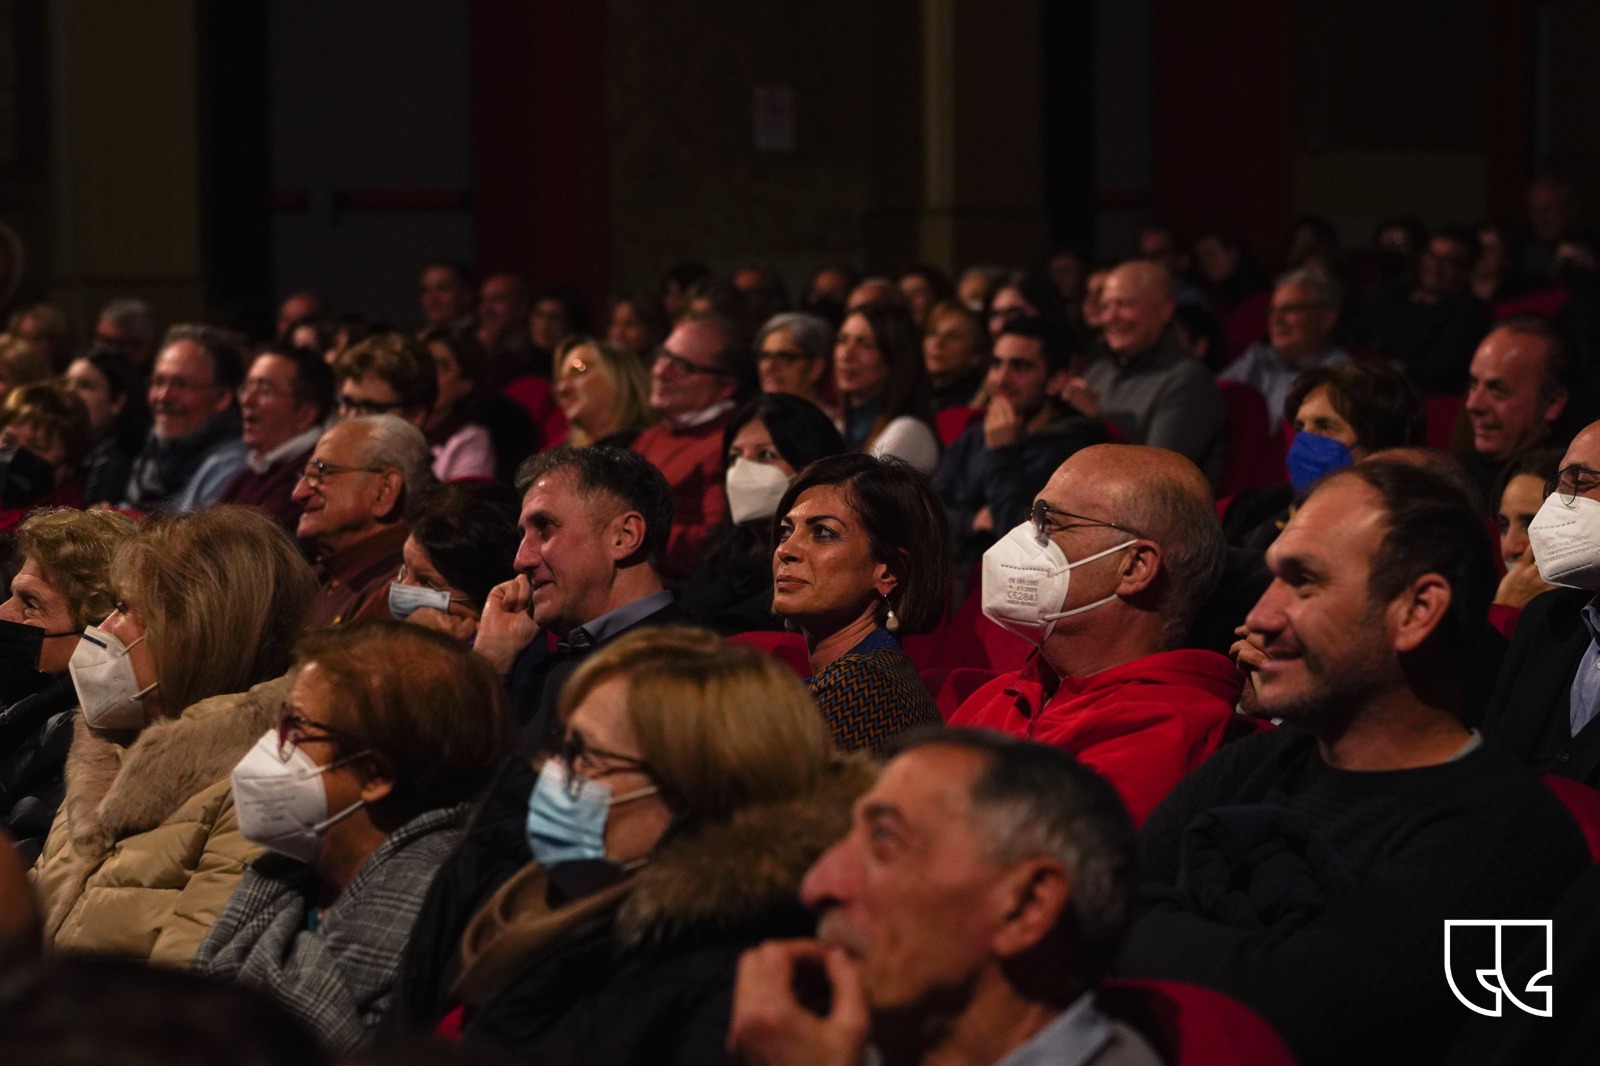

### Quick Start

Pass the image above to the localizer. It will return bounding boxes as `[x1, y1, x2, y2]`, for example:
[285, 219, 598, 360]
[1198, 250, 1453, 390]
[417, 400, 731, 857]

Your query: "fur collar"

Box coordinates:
[62, 674, 292, 858]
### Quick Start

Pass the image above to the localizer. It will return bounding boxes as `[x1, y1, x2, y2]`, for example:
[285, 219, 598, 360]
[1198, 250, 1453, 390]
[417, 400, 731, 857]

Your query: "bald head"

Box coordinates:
[1101, 262, 1176, 358]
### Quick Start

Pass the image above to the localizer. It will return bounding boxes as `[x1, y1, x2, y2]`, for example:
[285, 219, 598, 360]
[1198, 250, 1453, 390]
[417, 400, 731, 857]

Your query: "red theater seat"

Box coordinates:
[1100, 979, 1298, 1066]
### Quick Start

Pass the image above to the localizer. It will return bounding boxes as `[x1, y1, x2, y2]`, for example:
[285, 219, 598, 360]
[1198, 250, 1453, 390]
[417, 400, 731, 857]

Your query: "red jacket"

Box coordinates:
[949, 649, 1249, 825]
[631, 413, 730, 582]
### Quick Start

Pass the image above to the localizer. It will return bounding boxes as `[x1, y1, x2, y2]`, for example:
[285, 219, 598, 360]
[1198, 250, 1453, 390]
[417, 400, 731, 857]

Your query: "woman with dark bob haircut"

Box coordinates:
[679, 394, 847, 634]
[389, 480, 521, 645]
[770, 452, 947, 753]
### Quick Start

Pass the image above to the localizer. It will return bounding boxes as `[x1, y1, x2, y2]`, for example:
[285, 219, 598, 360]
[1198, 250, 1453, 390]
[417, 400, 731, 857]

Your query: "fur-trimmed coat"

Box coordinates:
[395, 755, 875, 1063]
[31, 674, 291, 965]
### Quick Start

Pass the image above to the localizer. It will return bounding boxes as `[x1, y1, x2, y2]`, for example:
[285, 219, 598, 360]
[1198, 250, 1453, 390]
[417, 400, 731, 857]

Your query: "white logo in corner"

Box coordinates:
[1444, 920, 1553, 1017]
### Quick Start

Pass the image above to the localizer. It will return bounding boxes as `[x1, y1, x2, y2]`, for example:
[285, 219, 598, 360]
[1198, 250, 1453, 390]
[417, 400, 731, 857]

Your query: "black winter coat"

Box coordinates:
[0, 676, 77, 863]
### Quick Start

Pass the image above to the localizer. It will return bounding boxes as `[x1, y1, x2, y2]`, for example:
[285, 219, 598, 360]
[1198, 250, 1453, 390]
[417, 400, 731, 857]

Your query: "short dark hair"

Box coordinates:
[1490, 446, 1561, 515]
[408, 480, 521, 609]
[515, 445, 674, 568]
[723, 393, 846, 473]
[1284, 361, 1425, 451]
[424, 258, 476, 291]
[997, 314, 1077, 375]
[419, 325, 489, 384]
[256, 344, 334, 421]
[162, 323, 245, 392]
[1320, 460, 1495, 669]
[775, 452, 950, 634]
[1494, 312, 1571, 407]
[890, 728, 1139, 986]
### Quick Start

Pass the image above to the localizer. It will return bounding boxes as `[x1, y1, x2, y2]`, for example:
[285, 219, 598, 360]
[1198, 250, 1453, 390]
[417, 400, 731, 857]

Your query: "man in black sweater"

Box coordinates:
[1118, 461, 1589, 1066]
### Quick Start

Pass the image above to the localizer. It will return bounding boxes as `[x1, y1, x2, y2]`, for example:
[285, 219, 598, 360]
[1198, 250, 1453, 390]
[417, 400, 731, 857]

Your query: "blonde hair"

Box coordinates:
[558, 626, 832, 822]
[1, 383, 91, 465]
[0, 335, 51, 391]
[112, 505, 319, 715]
[554, 336, 655, 446]
[14, 507, 137, 629]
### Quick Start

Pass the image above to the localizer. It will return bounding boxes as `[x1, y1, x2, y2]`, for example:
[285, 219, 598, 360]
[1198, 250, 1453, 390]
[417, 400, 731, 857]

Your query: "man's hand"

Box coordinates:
[406, 604, 480, 644]
[983, 394, 1022, 449]
[728, 940, 870, 1066]
[1054, 376, 1099, 417]
[473, 574, 541, 675]
[1229, 624, 1269, 718]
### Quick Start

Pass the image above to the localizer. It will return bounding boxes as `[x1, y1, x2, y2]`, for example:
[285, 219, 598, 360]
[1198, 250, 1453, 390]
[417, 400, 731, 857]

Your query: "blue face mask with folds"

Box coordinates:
[524, 759, 659, 868]
[1286, 431, 1356, 493]
[389, 582, 452, 620]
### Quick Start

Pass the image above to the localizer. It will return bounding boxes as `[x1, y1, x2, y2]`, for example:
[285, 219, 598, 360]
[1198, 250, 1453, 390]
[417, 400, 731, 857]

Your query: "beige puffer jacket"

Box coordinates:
[31, 674, 290, 966]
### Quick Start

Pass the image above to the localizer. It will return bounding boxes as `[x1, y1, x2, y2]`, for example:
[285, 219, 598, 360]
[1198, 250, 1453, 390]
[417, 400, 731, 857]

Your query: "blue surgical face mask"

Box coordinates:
[389, 582, 453, 620]
[1286, 431, 1356, 493]
[524, 759, 659, 868]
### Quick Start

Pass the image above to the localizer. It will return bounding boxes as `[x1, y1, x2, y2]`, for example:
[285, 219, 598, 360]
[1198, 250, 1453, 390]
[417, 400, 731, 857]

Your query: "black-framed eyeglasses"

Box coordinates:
[555, 733, 653, 795]
[298, 458, 387, 489]
[757, 348, 810, 365]
[1030, 499, 1144, 541]
[1546, 464, 1600, 506]
[276, 704, 363, 760]
[653, 347, 732, 379]
[337, 397, 410, 417]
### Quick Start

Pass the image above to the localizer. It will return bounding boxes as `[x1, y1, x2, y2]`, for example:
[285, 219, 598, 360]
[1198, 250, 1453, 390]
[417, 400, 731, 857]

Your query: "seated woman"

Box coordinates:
[1489, 447, 1563, 635]
[605, 291, 666, 361]
[421, 327, 535, 484]
[754, 312, 834, 413]
[552, 337, 654, 449]
[0, 384, 93, 528]
[193, 622, 510, 1055]
[388, 480, 521, 644]
[834, 302, 940, 474]
[32, 505, 318, 965]
[389, 627, 872, 1062]
[922, 298, 989, 412]
[0, 508, 137, 863]
[772, 452, 946, 753]
[64, 350, 149, 507]
[678, 395, 846, 634]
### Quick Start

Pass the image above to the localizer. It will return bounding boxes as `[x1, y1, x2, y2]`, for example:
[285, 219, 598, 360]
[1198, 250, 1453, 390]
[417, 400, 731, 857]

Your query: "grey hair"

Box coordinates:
[891, 729, 1139, 986]
[344, 414, 435, 502]
[1274, 267, 1344, 311]
[1124, 472, 1226, 647]
[98, 298, 158, 343]
[755, 312, 835, 363]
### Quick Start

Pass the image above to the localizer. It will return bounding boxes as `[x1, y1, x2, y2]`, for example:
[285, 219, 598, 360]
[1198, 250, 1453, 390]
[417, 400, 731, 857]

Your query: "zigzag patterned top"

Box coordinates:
[807, 629, 941, 756]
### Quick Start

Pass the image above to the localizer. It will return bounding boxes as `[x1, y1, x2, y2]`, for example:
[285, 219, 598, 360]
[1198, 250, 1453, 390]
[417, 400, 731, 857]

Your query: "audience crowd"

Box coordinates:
[6, 180, 1600, 1064]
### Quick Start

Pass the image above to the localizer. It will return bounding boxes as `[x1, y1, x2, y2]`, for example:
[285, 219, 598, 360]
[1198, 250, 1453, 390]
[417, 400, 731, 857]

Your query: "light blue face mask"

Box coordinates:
[524, 759, 659, 868]
[389, 582, 453, 620]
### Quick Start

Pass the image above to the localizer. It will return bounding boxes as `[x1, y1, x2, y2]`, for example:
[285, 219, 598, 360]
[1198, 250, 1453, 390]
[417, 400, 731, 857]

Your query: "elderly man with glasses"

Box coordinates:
[948, 443, 1249, 824]
[630, 310, 751, 581]
[291, 415, 436, 627]
[215, 346, 335, 531]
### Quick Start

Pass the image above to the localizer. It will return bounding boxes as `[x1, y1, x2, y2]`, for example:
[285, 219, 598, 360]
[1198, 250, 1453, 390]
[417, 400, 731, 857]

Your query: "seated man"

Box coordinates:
[118, 324, 249, 513]
[1218, 268, 1349, 421]
[728, 729, 1162, 1066]
[949, 444, 1243, 824]
[291, 414, 434, 627]
[936, 316, 1105, 568]
[1485, 417, 1600, 783]
[1069, 261, 1226, 487]
[1351, 226, 1491, 392]
[217, 346, 334, 531]
[1458, 314, 1570, 504]
[631, 311, 749, 581]
[1123, 461, 1589, 1066]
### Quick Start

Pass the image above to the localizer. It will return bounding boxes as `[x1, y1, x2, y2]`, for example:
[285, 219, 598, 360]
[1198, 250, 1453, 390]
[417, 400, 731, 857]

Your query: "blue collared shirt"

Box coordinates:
[568, 590, 674, 648]
[865, 994, 1114, 1066]
[1568, 602, 1600, 735]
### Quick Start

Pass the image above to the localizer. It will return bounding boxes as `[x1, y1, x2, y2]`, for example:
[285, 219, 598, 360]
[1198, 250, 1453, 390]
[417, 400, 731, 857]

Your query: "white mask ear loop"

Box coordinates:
[1040, 539, 1138, 622]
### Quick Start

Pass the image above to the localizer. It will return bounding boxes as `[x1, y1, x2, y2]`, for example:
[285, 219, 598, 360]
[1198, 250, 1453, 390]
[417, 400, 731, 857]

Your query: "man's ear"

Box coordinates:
[1389, 573, 1453, 653]
[1045, 369, 1072, 397]
[989, 860, 1071, 960]
[608, 511, 647, 561]
[211, 387, 235, 418]
[292, 401, 322, 436]
[370, 468, 405, 520]
[1543, 387, 1570, 428]
[1114, 541, 1162, 598]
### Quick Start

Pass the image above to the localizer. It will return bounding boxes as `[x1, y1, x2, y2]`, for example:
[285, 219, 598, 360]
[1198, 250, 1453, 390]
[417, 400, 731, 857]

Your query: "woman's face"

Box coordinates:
[0, 556, 79, 675]
[773, 484, 895, 633]
[279, 662, 384, 862]
[923, 309, 984, 380]
[987, 286, 1035, 339]
[64, 358, 123, 435]
[554, 345, 618, 434]
[1293, 385, 1363, 457]
[899, 275, 935, 327]
[0, 420, 69, 481]
[758, 327, 824, 400]
[833, 314, 889, 404]
[529, 299, 573, 351]
[1498, 472, 1549, 570]
[99, 594, 163, 722]
[608, 300, 650, 355]
[428, 342, 471, 412]
[729, 418, 798, 478]
[561, 675, 673, 865]
[394, 535, 481, 642]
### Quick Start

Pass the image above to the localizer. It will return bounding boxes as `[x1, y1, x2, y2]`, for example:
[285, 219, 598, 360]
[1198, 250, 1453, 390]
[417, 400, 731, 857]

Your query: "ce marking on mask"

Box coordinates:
[1444, 920, 1553, 1018]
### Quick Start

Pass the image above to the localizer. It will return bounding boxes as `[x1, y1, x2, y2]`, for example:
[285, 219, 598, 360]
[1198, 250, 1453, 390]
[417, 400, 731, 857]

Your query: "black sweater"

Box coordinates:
[1117, 727, 1588, 1066]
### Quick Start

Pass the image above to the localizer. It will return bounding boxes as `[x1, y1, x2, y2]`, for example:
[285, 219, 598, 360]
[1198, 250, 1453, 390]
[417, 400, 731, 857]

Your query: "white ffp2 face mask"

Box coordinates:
[980, 521, 1136, 645]
[1528, 493, 1600, 590]
[68, 624, 158, 730]
[726, 458, 792, 526]
[231, 730, 366, 864]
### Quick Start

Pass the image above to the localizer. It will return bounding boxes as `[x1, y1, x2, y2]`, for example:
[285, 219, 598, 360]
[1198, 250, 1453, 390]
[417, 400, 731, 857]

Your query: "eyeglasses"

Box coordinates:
[337, 397, 409, 417]
[758, 348, 810, 365]
[298, 458, 387, 489]
[554, 733, 653, 795]
[238, 380, 290, 401]
[394, 563, 467, 601]
[276, 704, 362, 760]
[150, 374, 217, 393]
[653, 348, 731, 378]
[1030, 499, 1144, 541]
[1546, 464, 1600, 506]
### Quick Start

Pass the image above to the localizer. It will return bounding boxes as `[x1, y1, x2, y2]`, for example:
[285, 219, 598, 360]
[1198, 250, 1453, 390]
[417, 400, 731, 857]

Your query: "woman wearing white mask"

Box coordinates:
[385, 626, 869, 1062]
[193, 622, 509, 1055]
[32, 505, 317, 965]
[678, 394, 846, 634]
[386, 480, 520, 645]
